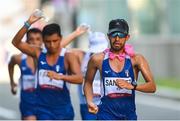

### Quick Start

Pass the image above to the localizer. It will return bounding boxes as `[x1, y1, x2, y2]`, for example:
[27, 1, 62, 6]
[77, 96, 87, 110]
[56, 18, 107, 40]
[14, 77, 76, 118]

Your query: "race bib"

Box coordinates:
[38, 69, 64, 89]
[22, 75, 35, 90]
[104, 77, 132, 95]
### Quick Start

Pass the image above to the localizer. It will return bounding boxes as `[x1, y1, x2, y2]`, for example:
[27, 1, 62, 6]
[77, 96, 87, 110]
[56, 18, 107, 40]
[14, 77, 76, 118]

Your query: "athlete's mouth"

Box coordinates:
[113, 42, 121, 46]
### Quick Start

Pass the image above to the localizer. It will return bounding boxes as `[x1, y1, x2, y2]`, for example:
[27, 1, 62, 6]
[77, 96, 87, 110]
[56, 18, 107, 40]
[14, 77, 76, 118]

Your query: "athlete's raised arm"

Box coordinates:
[61, 24, 88, 47]
[12, 14, 42, 58]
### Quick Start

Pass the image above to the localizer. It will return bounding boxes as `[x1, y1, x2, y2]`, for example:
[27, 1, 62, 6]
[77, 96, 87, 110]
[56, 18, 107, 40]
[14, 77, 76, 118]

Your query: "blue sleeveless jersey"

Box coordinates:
[36, 49, 74, 119]
[97, 52, 137, 120]
[19, 54, 36, 117]
[20, 54, 36, 103]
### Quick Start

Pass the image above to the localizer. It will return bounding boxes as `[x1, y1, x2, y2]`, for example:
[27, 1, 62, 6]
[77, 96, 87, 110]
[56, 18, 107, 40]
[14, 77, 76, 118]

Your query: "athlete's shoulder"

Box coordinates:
[132, 53, 148, 66]
[67, 48, 84, 57]
[90, 52, 104, 63]
[9, 53, 23, 65]
[66, 47, 81, 52]
[64, 50, 78, 61]
[67, 48, 85, 64]
[134, 53, 146, 60]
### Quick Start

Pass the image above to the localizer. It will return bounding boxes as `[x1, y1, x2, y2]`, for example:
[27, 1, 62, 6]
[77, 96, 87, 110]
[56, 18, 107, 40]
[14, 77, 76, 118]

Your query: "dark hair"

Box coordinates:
[26, 28, 42, 39]
[42, 23, 61, 38]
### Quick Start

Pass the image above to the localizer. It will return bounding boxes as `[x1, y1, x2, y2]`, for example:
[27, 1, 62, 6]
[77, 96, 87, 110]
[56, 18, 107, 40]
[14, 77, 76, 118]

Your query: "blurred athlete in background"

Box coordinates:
[9, 11, 86, 120]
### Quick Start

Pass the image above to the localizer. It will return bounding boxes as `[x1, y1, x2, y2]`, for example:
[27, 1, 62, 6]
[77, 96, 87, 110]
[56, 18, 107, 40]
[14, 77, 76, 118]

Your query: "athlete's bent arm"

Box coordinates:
[47, 52, 83, 84]
[84, 55, 99, 114]
[116, 54, 156, 93]
[8, 54, 21, 95]
[134, 54, 156, 93]
[12, 14, 41, 58]
[66, 52, 83, 84]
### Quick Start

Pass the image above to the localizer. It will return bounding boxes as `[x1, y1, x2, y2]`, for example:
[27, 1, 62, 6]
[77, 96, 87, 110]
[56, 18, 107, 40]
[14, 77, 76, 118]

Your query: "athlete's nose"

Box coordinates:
[50, 42, 55, 47]
[115, 36, 121, 41]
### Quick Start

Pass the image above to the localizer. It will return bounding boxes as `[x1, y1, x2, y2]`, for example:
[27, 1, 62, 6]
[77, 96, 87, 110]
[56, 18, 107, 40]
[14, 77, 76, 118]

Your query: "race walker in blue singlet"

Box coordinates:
[84, 19, 156, 120]
[97, 52, 137, 120]
[36, 48, 74, 120]
[9, 28, 43, 120]
[19, 54, 37, 118]
[11, 13, 83, 120]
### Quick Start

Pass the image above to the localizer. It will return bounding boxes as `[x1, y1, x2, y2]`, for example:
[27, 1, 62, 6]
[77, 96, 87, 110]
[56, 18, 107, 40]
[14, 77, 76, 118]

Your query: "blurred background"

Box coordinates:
[0, 0, 180, 120]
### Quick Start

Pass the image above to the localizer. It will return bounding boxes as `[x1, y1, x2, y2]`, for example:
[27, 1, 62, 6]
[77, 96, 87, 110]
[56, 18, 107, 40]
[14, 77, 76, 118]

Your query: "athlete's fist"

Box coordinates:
[75, 24, 89, 36]
[87, 102, 98, 114]
[47, 70, 57, 80]
[27, 12, 42, 25]
[11, 82, 17, 95]
[116, 79, 133, 90]
[47, 70, 62, 80]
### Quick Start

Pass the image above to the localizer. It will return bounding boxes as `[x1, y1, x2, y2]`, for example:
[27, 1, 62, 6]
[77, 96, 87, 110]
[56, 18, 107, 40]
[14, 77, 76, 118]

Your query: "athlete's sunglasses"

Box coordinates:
[109, 32, 127, 38]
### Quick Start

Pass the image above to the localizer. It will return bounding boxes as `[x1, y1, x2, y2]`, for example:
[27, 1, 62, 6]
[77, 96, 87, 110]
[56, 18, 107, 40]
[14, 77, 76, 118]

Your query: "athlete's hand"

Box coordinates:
[87, 102, 98, 114]
[11, 82, 17, 95]
[47, 70, 61, 80]
[75, 25, 88, 36]
[116, 79, 133, 90]
[27, 13, 42, 25]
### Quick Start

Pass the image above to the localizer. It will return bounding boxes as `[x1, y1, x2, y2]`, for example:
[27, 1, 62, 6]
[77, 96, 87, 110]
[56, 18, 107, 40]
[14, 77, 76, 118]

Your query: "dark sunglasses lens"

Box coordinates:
[110, 32, 126, 38]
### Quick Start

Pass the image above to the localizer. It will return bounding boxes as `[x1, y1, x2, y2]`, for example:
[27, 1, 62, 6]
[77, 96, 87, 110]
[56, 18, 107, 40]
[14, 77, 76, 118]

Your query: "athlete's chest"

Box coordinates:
[109, 58, 125, 73]
[46, 55, 60, 66]
[39, 54, 65, 72]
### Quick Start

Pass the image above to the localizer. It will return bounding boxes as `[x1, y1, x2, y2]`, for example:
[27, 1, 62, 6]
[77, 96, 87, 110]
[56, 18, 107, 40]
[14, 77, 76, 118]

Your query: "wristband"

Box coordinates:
[24, 21, 31, 29]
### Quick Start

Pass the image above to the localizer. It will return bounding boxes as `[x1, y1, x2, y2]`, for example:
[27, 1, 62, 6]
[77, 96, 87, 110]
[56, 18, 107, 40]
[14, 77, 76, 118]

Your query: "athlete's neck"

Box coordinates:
[47, 48, 61, 57]
[46, 48, 62, 66]
[110, 48, 125, 55]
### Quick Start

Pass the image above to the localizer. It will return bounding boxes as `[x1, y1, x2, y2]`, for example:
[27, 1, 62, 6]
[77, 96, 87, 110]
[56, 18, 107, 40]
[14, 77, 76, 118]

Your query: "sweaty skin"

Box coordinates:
[84, 35, 156, 114]
[10, 12, 86, 120]
[12, 14, 83, 85]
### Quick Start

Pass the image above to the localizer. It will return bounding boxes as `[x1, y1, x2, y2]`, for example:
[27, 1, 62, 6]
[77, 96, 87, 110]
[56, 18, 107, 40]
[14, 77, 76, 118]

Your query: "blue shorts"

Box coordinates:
[80, 104, 97, 120]
[36, 104, 74, 120]
[20, 91, 37, 118]
[19, 101, 36, 118]
[97, 96, 137, 120]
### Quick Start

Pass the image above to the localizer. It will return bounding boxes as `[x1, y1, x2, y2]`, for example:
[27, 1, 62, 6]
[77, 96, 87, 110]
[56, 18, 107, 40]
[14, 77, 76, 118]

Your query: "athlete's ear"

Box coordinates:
[107, 33, 111, 40]
[125, 34, 130, 41]
[59, 35, 63, 41]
